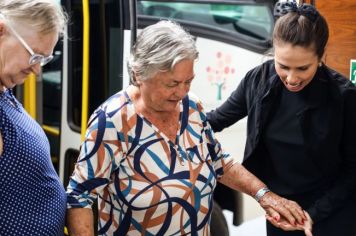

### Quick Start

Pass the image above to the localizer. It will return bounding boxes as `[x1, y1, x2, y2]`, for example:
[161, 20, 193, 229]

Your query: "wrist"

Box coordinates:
[254, 186, 270, 202]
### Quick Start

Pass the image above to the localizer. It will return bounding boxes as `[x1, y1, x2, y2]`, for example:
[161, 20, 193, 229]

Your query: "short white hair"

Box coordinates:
[128, 20, 198, 83]
[0, 0, 67, 36]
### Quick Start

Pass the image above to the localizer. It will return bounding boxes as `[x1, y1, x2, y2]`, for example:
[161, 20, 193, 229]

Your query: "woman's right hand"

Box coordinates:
[258, 191, 307, 228]
[266, 210, 313, 236]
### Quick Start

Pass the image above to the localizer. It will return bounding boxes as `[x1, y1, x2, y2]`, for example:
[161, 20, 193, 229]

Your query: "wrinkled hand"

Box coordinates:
[266, 210, 313, 236]
[259, 191, 306, 227]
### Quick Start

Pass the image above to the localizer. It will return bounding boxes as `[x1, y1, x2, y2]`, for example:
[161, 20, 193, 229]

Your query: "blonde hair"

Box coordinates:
[0, 0, 67, 36]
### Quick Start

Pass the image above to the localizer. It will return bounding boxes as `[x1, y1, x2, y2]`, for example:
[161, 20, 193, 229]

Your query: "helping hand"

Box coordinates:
[258, 192, 307, 229]
[266, 210, 313, 236]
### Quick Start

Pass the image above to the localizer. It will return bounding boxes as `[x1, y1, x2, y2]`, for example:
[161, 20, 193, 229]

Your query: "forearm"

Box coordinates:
[66, 208, 95, 236]
[219, 162, 307, 227]
[218, 162, 265, 197]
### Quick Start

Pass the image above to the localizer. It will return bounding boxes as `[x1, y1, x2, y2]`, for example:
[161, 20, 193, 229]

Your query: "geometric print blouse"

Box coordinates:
[66, 90, 234, 236]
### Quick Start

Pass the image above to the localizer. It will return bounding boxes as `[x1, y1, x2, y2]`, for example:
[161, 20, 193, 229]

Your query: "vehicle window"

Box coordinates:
[137, 1, 273, 41]
[68, 0, 124, 130]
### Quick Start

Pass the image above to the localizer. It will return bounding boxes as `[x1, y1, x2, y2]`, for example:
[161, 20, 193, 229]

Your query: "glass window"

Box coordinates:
[137, 1, 273, 41]
[68, 0, 124, 129]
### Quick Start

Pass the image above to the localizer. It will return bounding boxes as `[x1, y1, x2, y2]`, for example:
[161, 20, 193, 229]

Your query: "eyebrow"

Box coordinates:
[277, 62, 312, 69]
[172, 75, 195, 84]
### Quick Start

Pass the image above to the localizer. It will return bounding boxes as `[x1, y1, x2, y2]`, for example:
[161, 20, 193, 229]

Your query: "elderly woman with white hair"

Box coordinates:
[66, 20, 310, 236]
[0, 0, 67, 235]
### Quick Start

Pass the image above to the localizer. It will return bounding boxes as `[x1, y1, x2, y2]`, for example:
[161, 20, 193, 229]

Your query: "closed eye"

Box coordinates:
[166, 83, 178, 88]
[185, 79, 193, 85]
[297, 67, 309, 71]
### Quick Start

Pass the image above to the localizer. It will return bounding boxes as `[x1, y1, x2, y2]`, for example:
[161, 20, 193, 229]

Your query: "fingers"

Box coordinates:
[266, 214, 279, 228]
[265, 207, 314, 235]
[304, 228, 313, 236]
[303, 211, 313, 236]
[266, 210, 314, 235]
[284, 200, 306, 225]
[266, 216, 304, 231]
[304, 210, 314, 225]
[260, 193, 306, 226]
[279, 222, 303, 231]
[265, 208, 280, 222]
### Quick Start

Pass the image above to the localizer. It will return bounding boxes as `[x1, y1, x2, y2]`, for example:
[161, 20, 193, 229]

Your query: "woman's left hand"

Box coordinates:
[259, 191, 307, 227]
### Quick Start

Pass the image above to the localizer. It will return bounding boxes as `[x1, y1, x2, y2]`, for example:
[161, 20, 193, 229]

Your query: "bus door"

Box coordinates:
[36, 0, 137, 186]
[137, 0, 275, 226]
[57, 0, 137, 185]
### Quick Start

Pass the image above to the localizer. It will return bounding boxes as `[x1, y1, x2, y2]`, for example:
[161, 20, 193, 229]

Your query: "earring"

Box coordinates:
[318, 62, 322, 67]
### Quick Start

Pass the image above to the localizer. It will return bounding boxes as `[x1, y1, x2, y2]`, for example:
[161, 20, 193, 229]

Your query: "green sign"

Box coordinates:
[351, 59, 356, 85]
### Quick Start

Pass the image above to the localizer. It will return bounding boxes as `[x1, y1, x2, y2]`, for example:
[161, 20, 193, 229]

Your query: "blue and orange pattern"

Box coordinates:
[66, 91, 234, 236]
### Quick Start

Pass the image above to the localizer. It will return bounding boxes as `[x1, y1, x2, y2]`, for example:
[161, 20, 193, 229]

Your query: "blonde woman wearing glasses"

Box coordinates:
[0, 0, 67, 235]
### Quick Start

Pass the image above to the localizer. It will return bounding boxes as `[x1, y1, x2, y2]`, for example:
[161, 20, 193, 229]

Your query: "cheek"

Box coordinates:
[299, 70, 316, 83]
[157, 87, 174, 97]
[4, 56, 28, 73]
[275, 68, 287, 79]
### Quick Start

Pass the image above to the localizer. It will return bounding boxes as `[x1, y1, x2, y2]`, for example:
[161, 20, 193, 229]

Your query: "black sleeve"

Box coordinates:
[307, 85, 356, 223]
[207, 73, 250, 132]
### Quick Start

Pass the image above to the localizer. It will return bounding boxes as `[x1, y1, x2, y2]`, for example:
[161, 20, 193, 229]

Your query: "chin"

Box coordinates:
[160, 104, 178, 113]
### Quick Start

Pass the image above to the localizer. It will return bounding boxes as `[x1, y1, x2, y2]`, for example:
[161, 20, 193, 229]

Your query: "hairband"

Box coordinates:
[273, 0, 320, 22]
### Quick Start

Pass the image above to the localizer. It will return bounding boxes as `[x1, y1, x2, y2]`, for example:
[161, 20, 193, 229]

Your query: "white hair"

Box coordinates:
[128, 20, 198, 83]
[0, 0, 67, 36]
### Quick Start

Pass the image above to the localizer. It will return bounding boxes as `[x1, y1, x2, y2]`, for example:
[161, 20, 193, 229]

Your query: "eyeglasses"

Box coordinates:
[0, 14, 53, 66]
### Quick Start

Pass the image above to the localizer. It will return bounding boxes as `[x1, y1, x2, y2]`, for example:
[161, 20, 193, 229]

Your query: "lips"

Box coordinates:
[288, 82, 302, 87]
[285, 81, 303, 91]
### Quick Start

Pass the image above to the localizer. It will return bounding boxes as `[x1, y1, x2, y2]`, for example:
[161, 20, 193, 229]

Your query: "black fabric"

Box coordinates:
[207, 59, 356, 225]
[264, 83, 324, 195]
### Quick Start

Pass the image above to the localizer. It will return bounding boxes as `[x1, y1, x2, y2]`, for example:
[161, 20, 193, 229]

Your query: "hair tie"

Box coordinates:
[298, 4, 319, 22]
[273, 0, 320, 22]
[273, 0, 298, 17]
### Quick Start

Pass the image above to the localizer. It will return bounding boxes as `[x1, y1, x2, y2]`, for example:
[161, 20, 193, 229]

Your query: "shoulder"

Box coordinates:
[321, 66, 356, 97]
[236, 59, 279, 101]
[101, 90, 131, 114]
[241, 59, 278, 89]
[186, 92, 204, 113]
[248, 59, 275, 74]
[87, 90, 134, 127]
[186, 92, 201, 104]
[245, 59, 276, 79]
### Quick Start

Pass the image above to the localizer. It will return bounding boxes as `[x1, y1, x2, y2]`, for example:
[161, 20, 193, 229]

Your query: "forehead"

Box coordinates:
[12, 22, 58, 51]
[151, 59, 194, 82]
[274, 43, 318, 66]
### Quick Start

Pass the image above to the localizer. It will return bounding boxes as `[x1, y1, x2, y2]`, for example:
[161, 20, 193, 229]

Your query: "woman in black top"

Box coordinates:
[207, 1, 356, 236]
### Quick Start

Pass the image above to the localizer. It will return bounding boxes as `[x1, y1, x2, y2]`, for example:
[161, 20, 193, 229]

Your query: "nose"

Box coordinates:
[285, 71, 299, 85]
[31, 63, 42, 76]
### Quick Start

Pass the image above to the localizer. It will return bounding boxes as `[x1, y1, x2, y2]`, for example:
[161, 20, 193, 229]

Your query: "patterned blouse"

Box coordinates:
[66, 90, 234, 236]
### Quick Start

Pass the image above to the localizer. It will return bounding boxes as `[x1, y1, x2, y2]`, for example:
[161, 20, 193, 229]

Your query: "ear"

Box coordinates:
[135, 79, 142, 86]
[133, 72, 143, 86]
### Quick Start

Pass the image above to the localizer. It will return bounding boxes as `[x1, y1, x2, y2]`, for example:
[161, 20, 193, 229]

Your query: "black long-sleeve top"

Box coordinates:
[207, 59, 356, 223]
